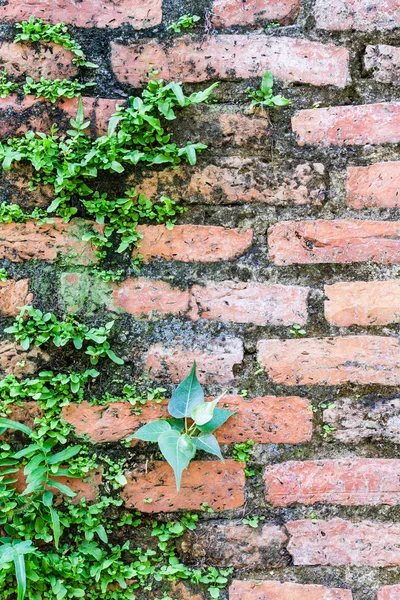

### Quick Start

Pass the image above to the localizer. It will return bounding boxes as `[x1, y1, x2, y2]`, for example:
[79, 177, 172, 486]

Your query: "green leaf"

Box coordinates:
[167, 82, 186, 106]
[191, 398, 219, 426]
[50, 506, 61, 549]
[0, 418, 32, 436]
[165, 418, 185, 432]
[129, 420, 171, 442]
[194, 433, 224, 461]
[261, 70, 274, 93]
[197, 408, 236, 433]
[47, 445, 82, 465]
[47, 480, 76, 497]
[168, 361, 204, 418]
[14, 550, 27, 600]
[42, 490, 53, 507]
[105, 348, 124, 365]
[158, 431, 196, 490]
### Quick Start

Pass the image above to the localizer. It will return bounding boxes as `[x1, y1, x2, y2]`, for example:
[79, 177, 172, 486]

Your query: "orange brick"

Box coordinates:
[292, 103, 400, 146]
[0, 341, 48, 376]
[111, 278, 191, 317]
[346, 161, 400, 208]
[145, 339, 244, 384]
[229, 580, 353, 600]
[378, 586, 400, 600]
[0, 42, 77, 80]
[16, 467, 102, 503]
[364, 45, 400, 84]
[0, 279, 32, 316]
[211, 0, 301, 26]
[264, 459, 400, 506]
[324, 281, 400, 326]
[134, 225, 253, 263]
[268, 220, 400, 266]
[257, 336, 400, 386]
[121, 460, 245, 512]
[111, 36, 350, 87]
[314, 0, 400, 32]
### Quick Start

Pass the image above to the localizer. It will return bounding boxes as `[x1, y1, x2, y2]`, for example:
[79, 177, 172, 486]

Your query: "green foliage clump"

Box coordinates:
[89, 268, 125, 283]
[247, 70, 291, 108]
[132, 362, 235, 489]
[0, 70, 18, 98]
[23, 77, 96, 103]
[0, 269, 8, 282]
[5, 306, 123, 365]
[167, 14, 200, 33]
[14, 16, 97, 67]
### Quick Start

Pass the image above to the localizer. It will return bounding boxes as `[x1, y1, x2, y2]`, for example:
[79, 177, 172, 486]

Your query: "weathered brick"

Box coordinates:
[346, 161, 400, 209]
[134, 225, 253, 263]
[191, 281, 309, 325]
[211, 0, 301, 27]
[178, 523, 287, 568]
[16, 467, 102, 503]
[314, 0, 400, 32]
[121, 460, 245, 512]
[111, 278, 191, 318]
[229, 580, 353, 600]
[8, 401, 42, 431]
[268, 220, 400, 266]
[145, 338, 244, 384]
[378, 586, 400, 600]
[0, 0, 162, 29]
[0, 279, 32, 316]
[323, 397, 400, 444]
[62, 400, 168, 443]
[0, 341, 48, 376]
[62, 395, 312, 445]
[257, 336, 400, 386]
[0, 96, 117, 137]
[0, 218, 102, 265]
[292, 103, 400, 146]
[264, 459, 400, 507]
[287, 519, 400, 566]
[325, 281, 400, 326]
[0, 165, 53, 208]
[364, 45, 400, 84]
[0, 42, 77, 80]
[111, 36, 350, 88]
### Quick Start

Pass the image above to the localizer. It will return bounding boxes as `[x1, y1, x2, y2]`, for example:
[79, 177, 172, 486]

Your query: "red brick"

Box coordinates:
[0, 279, 32, 316]
[145, 338, 244, 384]
[191, 281, 309, 325]
[292, 103, 400, 146]
[111, 35, 350, 88]
[0, 42, 77, 80]
[229, 580, 353, 600]
[257, 336, 400, 386]
[325, 281, 400, 326]
[314, 0, 400, 32]
[0, 96, 117, 137]
[8, 401, 42, 430]
[62, 395, 311, 445]
[364, 45, 400, 84]
[121, 460, 245, 512]
[16, 467, 102, 503]
[0, 165, 53, 208]
[0, 341, 48, 376]
[111, 277, 191, 318]
[264, 459, 400, 507]
[134, 225, 253, 263]
[217, 395, 312, 444]
[61, 400, 168, 443]
[0, 0, 162, 29]
[178, 523, 287, 568]
[378, 586, 400, 600]
[133, 160, 326, 207]
[268, 219, 400, 266]
[323, 397, 400, 444]
[346, 162, 400, 209]
[0, 218, 102, 265]
[211, 0, 301, 27]
[287, 519, 400, 566]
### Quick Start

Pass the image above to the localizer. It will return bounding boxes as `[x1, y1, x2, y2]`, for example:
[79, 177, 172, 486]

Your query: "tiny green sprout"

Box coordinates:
[143, 498, 153, 504]
[0, 69, 18, 98]
[200, 502, 215, 513]
[247, 70, 291, 109]
[254, 362, 264, 375]
[310, 512, 317, 523]
[240, 389, 248, 398]
[289, 323, 307, 337]
[0, 268, 8, 282]
[167, 14, 200, 33]
[129, 361, 236, 490]
[233, 439, 254, 463]
[321, 424, 336, 439]
[266, 21, 281, 28]
[243, 515, 265, 528]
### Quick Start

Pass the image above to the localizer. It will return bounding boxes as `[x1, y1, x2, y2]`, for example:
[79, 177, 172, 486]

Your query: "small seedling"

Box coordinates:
[130, 361, 236, 489]
[289, 323, 307, 337]
[0, 69, 18, 98]
[233, 439, 254, 463]
[167, 14, 200, 33]
[243, 515, 265, 528]
[247, 70, 291, 109]
[321, 424, 336, 439]
[0, 268, 8, 282]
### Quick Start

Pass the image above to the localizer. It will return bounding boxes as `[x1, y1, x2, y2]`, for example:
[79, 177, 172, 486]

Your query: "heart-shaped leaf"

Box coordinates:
[191, 398, 219, 426]
[194, 433, 224, 461]
[128, 420, 171, 443]
[197, 408, 236, 433]
[168, 361, 204, 418]
[158, 430, 196, 490]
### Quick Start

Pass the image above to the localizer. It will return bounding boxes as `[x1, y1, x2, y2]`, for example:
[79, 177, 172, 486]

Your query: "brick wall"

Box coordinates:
[1, 1, 400, 599]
